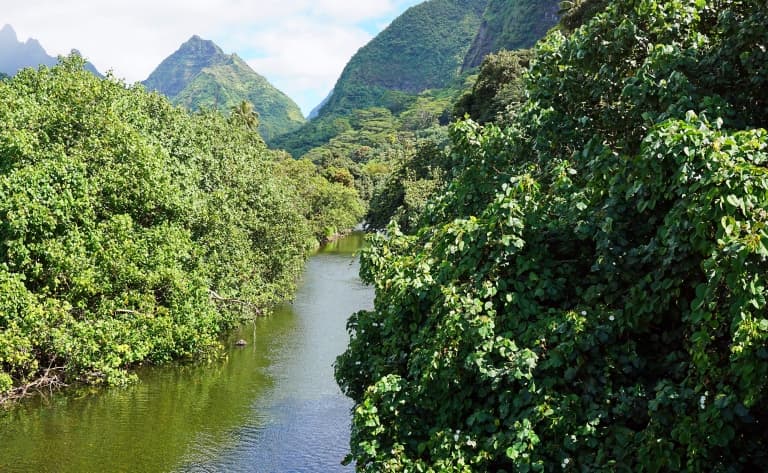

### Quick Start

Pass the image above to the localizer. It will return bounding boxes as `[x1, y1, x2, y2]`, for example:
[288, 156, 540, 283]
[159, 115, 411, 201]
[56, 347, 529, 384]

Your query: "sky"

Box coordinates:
[1, 0, 424, 116]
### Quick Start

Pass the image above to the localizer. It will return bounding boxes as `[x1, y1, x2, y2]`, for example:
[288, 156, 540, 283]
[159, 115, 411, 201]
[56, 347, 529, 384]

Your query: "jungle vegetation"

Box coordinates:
[0, 57, 362, 401]
[336, 0, 768, 471]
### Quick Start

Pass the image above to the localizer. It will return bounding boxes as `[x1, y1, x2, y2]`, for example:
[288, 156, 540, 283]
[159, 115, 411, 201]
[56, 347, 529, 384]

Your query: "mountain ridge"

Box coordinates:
[275, 0, 559, 156]
[0, 24, 101, 77]
[318, 0, 489, 117]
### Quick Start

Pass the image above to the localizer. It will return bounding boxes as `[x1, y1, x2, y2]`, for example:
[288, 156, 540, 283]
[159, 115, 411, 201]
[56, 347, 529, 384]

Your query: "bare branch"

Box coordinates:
[209, 290, 262, 315]
[0, 367, 68, 405]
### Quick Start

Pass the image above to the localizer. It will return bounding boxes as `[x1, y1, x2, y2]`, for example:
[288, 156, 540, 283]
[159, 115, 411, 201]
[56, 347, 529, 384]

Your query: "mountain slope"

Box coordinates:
[319, 0, 489, 117]
[143, 36, 305, 143]
[462, 0, 560, 70]
[275, 0, 560, 157]
[142, 35, 224, 98]
[0, 24, 101, 76]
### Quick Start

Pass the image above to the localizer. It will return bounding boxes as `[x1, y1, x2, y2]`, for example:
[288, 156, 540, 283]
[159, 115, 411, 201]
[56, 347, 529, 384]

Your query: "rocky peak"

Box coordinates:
[178, 35, 225, 58]
[0, 24, 102, 77]
[0, 24, 18, 42]
[143, 35, 228, 98]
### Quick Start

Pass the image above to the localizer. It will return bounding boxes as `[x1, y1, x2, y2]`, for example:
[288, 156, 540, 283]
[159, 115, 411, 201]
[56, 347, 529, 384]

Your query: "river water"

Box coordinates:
[0, 232, 370, 472]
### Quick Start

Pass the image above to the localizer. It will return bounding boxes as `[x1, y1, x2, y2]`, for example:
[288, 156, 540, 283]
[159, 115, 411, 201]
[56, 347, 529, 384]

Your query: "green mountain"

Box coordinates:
[462, 0, 560, 70]
[319, 0, 489, 117]
[143, 36, 305, 143]
[317, 0, 562, 118]
[0, 24, 101, 76]
[274, 0, 560, 157]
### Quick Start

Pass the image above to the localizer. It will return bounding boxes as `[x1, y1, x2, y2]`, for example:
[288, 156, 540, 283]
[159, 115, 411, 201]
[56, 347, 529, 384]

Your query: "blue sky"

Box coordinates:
[1, 0, 424, 115]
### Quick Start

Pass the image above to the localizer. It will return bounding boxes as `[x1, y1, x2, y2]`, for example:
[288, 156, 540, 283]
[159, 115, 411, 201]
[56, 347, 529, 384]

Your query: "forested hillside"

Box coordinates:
[272, 0, 563, 230]
[462, 0, 559, 70]
[0, 57, 361, 401]
[143, 36, 305, 144]
[319, 0, 487, 116]
[336, 0, 768, 471]
[272, 0, 489, 158]
[273, 0, 560, 232]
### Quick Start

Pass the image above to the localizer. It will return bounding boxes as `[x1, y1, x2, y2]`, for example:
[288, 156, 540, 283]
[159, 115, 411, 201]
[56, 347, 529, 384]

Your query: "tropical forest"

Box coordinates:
[1, 0, 767, 472]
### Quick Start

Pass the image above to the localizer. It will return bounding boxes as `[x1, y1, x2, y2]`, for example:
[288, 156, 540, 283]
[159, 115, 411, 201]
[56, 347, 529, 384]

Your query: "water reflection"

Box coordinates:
[0, 232, 370, 473]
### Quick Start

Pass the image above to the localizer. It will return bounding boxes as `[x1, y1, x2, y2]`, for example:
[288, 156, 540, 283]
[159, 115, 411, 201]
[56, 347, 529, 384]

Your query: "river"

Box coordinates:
[0, 232, 370, 472]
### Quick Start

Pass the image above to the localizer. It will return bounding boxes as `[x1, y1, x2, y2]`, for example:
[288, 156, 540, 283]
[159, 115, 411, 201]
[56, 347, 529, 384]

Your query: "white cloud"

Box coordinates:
[1, 0, 423, 114]
[240, 19, 373, 113]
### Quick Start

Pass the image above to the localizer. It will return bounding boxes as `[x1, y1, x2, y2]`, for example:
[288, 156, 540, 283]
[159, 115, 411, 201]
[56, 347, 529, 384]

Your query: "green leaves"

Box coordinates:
[337, 0, 768, 471]
[0, 55, 326, 399]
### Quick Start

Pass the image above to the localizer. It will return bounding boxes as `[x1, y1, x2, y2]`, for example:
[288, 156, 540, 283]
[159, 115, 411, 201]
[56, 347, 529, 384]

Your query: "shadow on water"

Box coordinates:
[0, 232, 371, 473]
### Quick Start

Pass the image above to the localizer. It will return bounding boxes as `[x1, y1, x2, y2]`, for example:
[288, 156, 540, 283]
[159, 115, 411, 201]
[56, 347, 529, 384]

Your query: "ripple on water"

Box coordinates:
[176, 395, 354, 473]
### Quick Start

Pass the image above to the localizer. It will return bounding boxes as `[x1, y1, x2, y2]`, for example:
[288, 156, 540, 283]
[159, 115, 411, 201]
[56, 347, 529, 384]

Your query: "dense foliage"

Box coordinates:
[273, 84, 459, 160]
[143, 36, 305, 144]
[455, 49, 532, 125]
[275, 87, 459, 230]
[364, 141, 451, 233]
[0, 57, 359, 400]
[336, 0, 768, 470]
[559, 0, 612, 32]
[276, 156, 365, 242]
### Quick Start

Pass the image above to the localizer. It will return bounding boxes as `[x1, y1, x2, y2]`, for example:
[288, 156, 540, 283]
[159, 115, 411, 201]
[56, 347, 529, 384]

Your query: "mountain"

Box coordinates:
[143, 36, 305, 143]
[314, 0, 561, 118]
[318, 0, 489, 117]
[0, 24, 101, 76]
[275, 0, 560, 156]
[462, 0, 560, 70]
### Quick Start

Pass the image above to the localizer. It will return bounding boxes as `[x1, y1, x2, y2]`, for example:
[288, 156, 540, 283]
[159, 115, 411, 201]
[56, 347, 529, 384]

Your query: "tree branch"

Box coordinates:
[209, 290, 262, 315]
[0, 366, 67, 404]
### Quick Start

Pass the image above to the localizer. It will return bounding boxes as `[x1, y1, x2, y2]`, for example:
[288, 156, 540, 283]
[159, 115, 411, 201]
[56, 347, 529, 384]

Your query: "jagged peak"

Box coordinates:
[178, 35, 224, 57]
[25, 38, 44, 49]
[0, 24, 18, 42]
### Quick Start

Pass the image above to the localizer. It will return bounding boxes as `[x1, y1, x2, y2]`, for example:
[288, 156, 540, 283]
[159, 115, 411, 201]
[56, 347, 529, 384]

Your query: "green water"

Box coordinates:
[0, 232, 370, 472]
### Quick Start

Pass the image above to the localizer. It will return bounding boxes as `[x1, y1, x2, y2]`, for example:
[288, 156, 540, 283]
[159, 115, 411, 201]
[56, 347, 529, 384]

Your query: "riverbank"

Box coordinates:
[0, 232, 369, 472]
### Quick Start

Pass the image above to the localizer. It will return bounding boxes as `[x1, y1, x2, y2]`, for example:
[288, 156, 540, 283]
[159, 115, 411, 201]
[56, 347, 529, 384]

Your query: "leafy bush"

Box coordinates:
[454, 49, 532, 124]
[336, 0, 768, 470]
[0, 56, 316, 397]
[276, 157, 365, 242]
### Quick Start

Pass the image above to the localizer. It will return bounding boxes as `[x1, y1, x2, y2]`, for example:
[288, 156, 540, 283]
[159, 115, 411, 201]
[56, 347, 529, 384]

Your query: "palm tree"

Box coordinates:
[230, 100, 259, 131]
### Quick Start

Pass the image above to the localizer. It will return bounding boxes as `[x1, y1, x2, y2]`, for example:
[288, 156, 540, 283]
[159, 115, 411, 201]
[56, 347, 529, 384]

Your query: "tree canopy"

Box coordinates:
[336, 0, 768, 470]
[0, 57, 362, 400]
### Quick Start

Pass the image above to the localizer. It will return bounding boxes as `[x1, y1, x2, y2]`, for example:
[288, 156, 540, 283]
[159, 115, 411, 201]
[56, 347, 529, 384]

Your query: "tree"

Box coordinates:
[0, 56, 328, 401]
[454, 49, 532, 124]
[336, 1, 768, 470]
[229, 99, 260, 131]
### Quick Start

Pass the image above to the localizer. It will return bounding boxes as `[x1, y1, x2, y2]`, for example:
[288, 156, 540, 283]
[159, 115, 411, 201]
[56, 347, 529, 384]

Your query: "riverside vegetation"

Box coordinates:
[0, 0, 546, 409]
[272, 0, 559, 218]
[0, 57, 363, 401]
[2, 0, 767, 471]
[335, 0, 768, 471]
